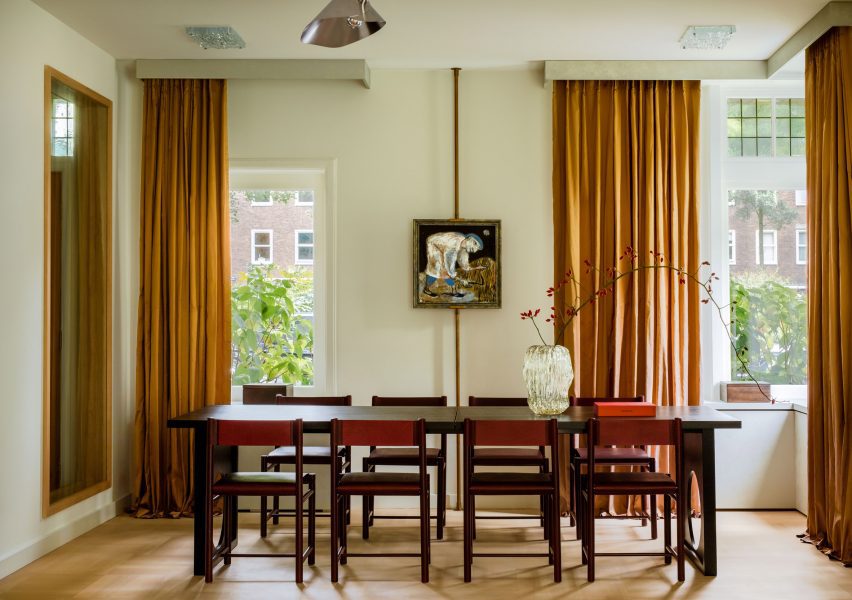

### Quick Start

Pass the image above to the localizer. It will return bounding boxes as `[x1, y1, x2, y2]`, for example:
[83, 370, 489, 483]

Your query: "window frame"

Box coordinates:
[230, 160, 337, 396]
[250, 228, 274, 264]
[796, 228, 807, 265]
[728, 230, 737, 265]
[700, 81, 807, 404]
[754, 229, 778, 265]
[294, 190, 314, 206]
[294, 229, 314, 265]
[725, 95, 806, 159]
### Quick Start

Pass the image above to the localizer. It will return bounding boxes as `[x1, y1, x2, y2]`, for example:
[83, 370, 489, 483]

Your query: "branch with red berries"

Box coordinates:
[520, 245, 773, 402]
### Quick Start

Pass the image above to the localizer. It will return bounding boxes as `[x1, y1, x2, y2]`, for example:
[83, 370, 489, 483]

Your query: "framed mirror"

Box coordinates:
[43, 67, 112, 516]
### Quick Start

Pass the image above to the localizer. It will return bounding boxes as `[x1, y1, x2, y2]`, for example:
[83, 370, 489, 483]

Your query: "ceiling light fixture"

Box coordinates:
[679, 25, 736, 50]
[185, 26, 246, 50]
[301, 0, 386, 48]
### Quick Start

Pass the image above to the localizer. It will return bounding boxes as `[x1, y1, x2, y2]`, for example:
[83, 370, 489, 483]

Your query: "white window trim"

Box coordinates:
[294, 229, 314, 265]
[725, 94, 805, 159]
[754, 229, 778, 265]
[251, 229, 274, 264]
[230, 159, 337, 397]
[701, 81, 807, 404]
[294, 191, 314, 206]
[795, 189, 807, 206]
[250, 194, 273, 207]
[728, 230, 737, 265]
[796, 228, 807, 265]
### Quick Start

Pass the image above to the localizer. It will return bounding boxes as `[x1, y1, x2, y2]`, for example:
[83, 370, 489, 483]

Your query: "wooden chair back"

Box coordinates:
[468, 396, 528, 407]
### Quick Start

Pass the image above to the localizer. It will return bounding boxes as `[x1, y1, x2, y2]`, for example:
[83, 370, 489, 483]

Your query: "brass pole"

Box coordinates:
[452, 67, 462, 511]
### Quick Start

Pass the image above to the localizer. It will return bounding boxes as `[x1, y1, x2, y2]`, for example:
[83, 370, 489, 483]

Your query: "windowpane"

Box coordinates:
[727, 138, 742, 156]
[742, 138, 757, 156]
[791, 138, 806, 156]
[742, 118, 756, 137]
[298, 231, 313, 244]
[727, 118, 742, 137]
[790, 98, 805, 117]
[756, 118, 771, 137]
[757, 138, 772, 156]
[790, 118, 806, 138]
[727, 99, 741, 117]
[742, 99, 756, 117]
[756, 98, 772, 117]
[775, 98, 790, 117]
[728, 189, 807, 384]
[776, 118, 790, 137]
[775, 138, 791, 156]
[232, 184, 316, 386]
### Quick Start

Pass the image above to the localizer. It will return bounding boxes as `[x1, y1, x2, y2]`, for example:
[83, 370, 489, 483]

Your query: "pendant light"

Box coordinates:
[301, 0, 386, 48]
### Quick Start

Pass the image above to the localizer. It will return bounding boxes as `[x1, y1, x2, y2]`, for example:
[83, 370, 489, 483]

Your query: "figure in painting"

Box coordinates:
[422, 231, 485, 298]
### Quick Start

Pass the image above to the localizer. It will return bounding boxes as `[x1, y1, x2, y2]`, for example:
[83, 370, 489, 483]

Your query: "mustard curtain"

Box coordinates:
[804, 26, 852, 565]
[552, 80, 702, 513]
[133, 79, 231, 517]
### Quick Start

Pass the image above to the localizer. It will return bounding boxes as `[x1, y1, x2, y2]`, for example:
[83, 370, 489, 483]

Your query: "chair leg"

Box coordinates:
[273, 464, 281, 526]
[471, 495, 477, 540]
[295, 486, 304, 584]
[464, 490, 472, 582]
[676, 493, 685, 582]
[340, 496, 349, 565]
[204, 493, 214, 583]
[551, 493, 562, 583]
[260, 457, 269, 538]
[664, 494, 672, 565]
[308, 477, 316, 566]
[223, 496, 233, 566]
[539, 461, 547, 529]
[543, 494, 551, 541]
[437, 459, 446, 540]
[650, 458, 658, 540]
[362, 459, 370, 540]
[587, 490, 595, 583]
[420, 481, 430, 583]
[330, 492, 339, 583]
[569, 459, 577, 530]
[580, 491, 587, 566]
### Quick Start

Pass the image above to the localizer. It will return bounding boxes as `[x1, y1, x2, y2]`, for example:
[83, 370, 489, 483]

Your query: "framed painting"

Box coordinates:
[413, 219, 501, 309]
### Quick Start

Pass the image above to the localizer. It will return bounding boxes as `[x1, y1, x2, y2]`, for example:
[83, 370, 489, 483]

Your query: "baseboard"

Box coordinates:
[0, 493, 131, 580]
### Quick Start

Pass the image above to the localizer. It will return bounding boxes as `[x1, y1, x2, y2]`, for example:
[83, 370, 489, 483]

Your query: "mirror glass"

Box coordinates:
[44, 68, 112, 515]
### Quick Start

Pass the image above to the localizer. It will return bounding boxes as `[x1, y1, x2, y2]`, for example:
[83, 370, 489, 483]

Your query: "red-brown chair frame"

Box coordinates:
[463, 418, 562, 583]
[260, 395, 352, 535]
[580, 417, 685, 582]
[330, 418, 431, 583]
[204, 418, 316, 583]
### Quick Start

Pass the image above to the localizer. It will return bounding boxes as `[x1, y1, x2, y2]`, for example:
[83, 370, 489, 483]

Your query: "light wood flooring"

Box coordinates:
[0, 510, 849, 599]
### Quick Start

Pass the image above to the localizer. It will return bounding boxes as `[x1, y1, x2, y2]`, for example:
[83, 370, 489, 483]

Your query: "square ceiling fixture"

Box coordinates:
[679, 25, 736, 50]
[185, 26, 246, 49]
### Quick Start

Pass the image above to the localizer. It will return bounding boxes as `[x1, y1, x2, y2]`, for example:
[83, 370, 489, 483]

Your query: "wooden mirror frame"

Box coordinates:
[42, 66, 113, 516]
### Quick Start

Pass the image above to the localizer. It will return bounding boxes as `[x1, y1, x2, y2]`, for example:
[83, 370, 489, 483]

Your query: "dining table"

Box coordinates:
[168, 403, 741, 578]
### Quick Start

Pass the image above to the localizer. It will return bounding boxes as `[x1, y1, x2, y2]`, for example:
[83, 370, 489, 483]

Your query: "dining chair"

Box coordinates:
[330, 418, 431, 583]
[467, 396, 549, 536]
[362, 396, 447, 540]
[204, 418, 316, 583]
[580, 417, 685, 582]
[259, 395, 352, 536]
[568, 395, 657, 539]
[462, 417, 562, 583]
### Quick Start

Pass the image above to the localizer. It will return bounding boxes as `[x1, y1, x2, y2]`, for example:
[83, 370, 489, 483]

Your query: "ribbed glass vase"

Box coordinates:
[522, 345, 574, 415]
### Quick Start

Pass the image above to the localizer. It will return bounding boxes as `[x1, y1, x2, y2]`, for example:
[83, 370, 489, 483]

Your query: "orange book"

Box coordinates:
[594, 402, 657, 417]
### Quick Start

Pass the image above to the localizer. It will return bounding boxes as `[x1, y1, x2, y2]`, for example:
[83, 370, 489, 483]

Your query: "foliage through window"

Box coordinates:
[231, 184, 316, 387]
[727, 189, 807, 384]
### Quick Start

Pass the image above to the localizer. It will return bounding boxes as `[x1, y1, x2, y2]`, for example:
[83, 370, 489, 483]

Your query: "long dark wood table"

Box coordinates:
[168, 404, 740, 577]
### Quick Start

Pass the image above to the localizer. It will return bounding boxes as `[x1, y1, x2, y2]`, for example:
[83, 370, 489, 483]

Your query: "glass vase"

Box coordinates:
[523, 344, 574, 415]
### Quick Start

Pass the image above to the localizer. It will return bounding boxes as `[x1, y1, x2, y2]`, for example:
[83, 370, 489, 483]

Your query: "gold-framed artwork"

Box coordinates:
[413, 219, 501, 309]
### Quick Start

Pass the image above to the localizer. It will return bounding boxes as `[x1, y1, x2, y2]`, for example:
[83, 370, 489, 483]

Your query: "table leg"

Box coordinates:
[192, 426, 207, 577]
[682, 429, 718, 576]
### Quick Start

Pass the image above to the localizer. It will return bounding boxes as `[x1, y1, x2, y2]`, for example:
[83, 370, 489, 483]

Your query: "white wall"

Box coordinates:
[226, 69, 553, 505]
[794, 408, 808, 514]
[0, 0, 134, 579]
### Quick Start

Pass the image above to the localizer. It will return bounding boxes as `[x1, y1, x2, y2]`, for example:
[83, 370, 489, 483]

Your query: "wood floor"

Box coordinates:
[0, 510, 849, 599]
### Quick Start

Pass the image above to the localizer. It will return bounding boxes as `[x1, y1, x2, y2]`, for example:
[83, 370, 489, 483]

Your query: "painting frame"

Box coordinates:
[413, 218, 502, 309]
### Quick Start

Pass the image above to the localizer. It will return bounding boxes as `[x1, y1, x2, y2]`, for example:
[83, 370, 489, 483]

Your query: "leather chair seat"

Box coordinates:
[338, 471, 426, 494]
[366, 447, 441, 465]
[582, 471, 676, 494]
[572, 446, 651, 463]
[469, 472, 553, 494]
[213, 471, 313, 496]
[472, 447, 546, 465]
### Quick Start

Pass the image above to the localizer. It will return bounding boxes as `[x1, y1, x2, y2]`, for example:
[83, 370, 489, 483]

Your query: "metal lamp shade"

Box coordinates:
[301, 0, 386, 48]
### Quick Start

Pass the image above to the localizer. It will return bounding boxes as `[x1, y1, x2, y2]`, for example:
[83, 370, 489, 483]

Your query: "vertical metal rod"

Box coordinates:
[452, 67, 462, 510]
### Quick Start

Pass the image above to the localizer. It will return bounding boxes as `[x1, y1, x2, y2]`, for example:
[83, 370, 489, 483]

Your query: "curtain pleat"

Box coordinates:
[804, 26, 852, 565]
[552, 80, 701, 514]
[132, 79, 231, 517]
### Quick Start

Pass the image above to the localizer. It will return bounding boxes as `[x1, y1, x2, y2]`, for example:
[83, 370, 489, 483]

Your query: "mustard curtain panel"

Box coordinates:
[804, 27, 852, 565]
[133, 79, 231, 517]
[552, 80, 702, 513]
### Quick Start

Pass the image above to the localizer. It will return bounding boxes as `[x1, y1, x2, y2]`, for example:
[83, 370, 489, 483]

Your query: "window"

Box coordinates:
[229, 162, 332, 393]
[754, 229, 777, 265]
[726, 97, 805, 157]
[796, 229, 807, 265]
[295, 190, 315, 206]
[295, 230, 314, 265]
[251, 229, 273, 264]
[795, 189, 807, 206]
[51, 95, 74, 157]
[728, 230, 736, 265]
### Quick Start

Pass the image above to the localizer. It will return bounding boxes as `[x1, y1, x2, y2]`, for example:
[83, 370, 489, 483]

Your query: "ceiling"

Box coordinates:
[31, 0, 827, 70]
